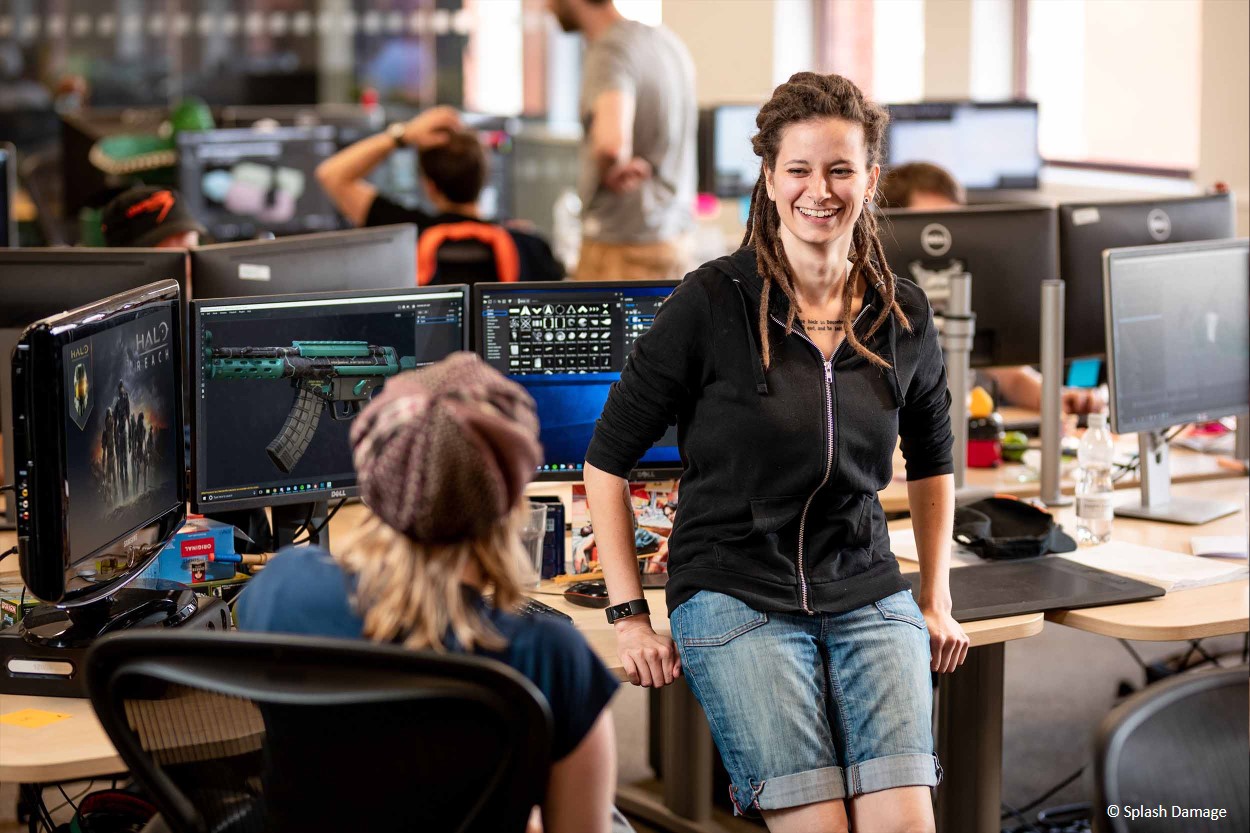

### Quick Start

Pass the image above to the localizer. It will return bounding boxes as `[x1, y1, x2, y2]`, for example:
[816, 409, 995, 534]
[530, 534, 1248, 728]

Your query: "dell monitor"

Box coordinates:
[176, 125, 344, 242]
[0, 281, 226, 696]
[474, 280, 682, 481]
[1, 142, 16, 247]
[698, 104, 761, 198]
[1103, 238, 1248, 524]
[879, 204, 1059, 367]
[1060, 193, 1236, 359]
[190, 286, 468, 546]
[885, 101, 1041, 191]
[0, 248, 189, 530]
[189, 225, 417, 300]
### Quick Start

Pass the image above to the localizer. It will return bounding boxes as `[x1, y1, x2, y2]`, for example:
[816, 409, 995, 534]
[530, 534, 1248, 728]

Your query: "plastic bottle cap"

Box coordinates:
[1087, 412, 1107, 429]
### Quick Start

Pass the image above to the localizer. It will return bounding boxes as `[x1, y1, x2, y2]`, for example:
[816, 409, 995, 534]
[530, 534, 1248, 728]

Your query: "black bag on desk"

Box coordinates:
[953, 496, 1077, 560]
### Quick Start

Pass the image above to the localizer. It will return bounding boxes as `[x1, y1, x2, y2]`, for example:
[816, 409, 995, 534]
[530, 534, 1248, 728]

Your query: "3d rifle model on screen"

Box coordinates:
[203, 332, 416, 473]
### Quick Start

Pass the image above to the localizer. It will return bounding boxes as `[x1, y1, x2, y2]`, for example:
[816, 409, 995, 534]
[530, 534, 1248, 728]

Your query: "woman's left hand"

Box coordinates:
[922, 606, 970, 674]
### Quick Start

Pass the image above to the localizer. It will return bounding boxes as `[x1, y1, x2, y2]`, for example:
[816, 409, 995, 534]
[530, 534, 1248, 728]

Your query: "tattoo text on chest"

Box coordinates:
[802, 319, 844, 333]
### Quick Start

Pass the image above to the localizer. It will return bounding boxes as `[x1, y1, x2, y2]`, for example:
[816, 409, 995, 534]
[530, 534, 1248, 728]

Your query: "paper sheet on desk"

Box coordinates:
[1059, 542, 1249, 592]
[889, 529, 983, 567]
[1191, 536, 1249, 560]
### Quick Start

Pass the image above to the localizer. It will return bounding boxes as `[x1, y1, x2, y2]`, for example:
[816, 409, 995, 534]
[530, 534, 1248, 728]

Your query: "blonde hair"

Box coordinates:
[333, 507, 528, 653]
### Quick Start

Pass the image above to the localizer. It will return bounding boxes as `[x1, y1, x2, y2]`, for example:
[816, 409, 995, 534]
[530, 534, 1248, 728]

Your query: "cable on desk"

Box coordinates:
[292, 498, 347, 546]
[0, 545, 17, 564]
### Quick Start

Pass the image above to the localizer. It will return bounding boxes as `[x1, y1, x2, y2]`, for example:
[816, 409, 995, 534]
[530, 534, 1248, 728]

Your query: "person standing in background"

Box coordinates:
[548, 0, 697, 280]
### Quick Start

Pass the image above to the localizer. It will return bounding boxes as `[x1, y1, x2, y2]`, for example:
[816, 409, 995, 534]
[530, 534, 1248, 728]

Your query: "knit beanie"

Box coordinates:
[350, 352, 543, 542]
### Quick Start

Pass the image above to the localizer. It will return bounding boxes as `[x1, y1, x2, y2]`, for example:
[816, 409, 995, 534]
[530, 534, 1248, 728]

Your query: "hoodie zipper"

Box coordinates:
[771, 304, 872, 613]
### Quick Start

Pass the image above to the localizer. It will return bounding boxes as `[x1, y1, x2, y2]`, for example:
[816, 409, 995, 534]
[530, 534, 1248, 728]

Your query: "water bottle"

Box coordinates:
[1075, 412, 1115, 544]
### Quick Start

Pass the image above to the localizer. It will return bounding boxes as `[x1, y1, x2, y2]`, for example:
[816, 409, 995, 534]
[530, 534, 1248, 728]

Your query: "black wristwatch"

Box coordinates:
[605, 598, 650, 625]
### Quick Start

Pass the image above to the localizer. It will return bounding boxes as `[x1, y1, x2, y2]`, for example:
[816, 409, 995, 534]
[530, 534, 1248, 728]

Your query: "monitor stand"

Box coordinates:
[271, 500, 329, 550]
[0, 587, 231, 697]
[1114, 430, 1240, 525]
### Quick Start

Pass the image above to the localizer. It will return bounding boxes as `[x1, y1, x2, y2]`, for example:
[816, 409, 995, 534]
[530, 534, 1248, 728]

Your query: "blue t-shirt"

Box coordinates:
[237, 547, 619, 760]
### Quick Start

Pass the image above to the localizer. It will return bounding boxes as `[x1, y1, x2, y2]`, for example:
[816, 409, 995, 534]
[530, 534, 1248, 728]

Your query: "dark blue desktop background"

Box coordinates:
[524, 374, 680, 473]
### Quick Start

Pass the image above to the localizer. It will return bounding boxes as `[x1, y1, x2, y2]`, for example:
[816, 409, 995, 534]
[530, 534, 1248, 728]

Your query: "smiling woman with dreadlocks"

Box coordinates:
[583, 72, 967, 832]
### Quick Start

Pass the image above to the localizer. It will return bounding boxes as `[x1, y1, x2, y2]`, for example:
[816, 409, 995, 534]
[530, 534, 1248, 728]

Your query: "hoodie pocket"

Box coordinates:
[807, 493, 877, 584]
[711, 495, 806, 582]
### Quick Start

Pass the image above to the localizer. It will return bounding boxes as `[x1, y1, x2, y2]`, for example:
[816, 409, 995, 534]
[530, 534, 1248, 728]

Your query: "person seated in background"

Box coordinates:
[101, 185, 206, 248]
[237, 353, 623, 833]
[879, 162, 1106, 416]
[316, 107, 564, 284]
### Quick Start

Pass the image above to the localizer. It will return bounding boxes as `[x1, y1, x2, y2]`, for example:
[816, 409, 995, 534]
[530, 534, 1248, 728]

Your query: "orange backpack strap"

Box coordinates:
[416, 222, 521, 285]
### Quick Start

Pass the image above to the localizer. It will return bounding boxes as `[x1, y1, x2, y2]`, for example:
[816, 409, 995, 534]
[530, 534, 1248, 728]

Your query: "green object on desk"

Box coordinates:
[1002, 431, 1029, 463]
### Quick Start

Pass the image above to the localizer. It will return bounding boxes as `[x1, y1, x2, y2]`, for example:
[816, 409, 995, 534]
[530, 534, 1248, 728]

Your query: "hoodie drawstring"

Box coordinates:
[732, 279, 770, 395]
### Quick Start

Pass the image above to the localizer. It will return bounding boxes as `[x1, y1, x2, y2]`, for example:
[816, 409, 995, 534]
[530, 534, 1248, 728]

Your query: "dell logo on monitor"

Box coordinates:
[921, 223, 953, 256]
[1147, 208, 1172, 241]
[330, 489, 347, 499]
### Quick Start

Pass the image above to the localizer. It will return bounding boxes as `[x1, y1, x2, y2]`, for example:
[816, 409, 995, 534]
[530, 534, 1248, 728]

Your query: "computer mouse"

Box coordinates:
[563, 581, 611, 609]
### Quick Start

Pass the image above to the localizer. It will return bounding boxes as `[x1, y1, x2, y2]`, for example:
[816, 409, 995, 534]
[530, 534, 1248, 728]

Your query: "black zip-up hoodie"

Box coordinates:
[586, 246, 954, 616]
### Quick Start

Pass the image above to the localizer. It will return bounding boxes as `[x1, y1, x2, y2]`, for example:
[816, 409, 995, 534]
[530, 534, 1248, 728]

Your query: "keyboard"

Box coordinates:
[517, 596, 573, 622]
[485, 594, 573, 623]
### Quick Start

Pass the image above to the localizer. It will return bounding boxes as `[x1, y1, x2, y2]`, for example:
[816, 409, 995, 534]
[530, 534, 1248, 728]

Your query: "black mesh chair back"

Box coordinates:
[86, 631, 552, 833]
[1093, 666, 1249, 832]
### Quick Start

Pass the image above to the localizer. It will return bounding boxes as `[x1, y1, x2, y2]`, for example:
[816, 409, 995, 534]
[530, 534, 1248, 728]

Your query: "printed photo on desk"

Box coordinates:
[570, 481, 677, 576]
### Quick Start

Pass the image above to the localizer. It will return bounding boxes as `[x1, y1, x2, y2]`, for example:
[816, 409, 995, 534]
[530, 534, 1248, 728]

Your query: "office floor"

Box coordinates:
[2, 629, 1243, 832]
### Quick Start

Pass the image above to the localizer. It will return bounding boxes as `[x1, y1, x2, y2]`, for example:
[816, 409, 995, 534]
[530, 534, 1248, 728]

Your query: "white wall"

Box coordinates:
[1198, 0, 1250, 235]
[664, 0, 776, 104]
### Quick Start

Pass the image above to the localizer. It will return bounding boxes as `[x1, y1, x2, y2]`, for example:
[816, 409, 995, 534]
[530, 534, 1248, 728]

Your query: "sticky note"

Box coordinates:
[0, 708, 72, 728]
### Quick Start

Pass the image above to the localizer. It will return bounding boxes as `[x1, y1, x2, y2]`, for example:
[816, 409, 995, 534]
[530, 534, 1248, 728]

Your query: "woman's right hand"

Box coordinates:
[615, 618, 681, 688]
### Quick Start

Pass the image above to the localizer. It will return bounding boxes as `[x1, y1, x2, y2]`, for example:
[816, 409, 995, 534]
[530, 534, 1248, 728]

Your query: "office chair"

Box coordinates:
[86, 631, 553, 833]
[1092, 665, 1248, 832]
[417, 221, 520, 286]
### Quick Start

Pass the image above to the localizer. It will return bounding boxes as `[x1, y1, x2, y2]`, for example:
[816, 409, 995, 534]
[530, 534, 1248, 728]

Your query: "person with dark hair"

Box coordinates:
[548, 0, 697, 281]
[584, 72, 966, 832]
[100, 186, 205, 248]
[882, 161, 1106, 415]
[239, 353, 626, 833]
[315, 107, 564, 284]
[878, 161, 965, 210]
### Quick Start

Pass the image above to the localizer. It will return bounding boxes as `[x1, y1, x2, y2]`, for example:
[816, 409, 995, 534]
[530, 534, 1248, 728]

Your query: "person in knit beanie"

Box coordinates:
[237, 352, 626, 833]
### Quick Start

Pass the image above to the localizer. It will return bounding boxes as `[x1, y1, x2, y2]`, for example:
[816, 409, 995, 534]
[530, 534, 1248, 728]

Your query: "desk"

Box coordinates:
[878, 428, 1237, 514]
[892, 475, 1249, 833]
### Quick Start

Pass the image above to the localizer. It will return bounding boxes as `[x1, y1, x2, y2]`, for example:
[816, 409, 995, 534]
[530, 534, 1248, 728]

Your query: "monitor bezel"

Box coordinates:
[1102, 237, 1249, 436]
[13, 280, 187, 606]
[189, 284, 470, 514]
[472, 279, 684, 483]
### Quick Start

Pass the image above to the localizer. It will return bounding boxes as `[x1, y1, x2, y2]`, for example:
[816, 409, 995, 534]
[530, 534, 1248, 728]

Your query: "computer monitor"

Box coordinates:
[885, 101, 1041, 191]
[190, 286, 468, 544]
[175, 125, 344, 242]
[189, 225, 417, 300]
[0, 142, 16, 247]
[1060, 193, 1236, 359]
[878, 204, 1059, 367]
[697, 104, 761, 198]
[0, 248, 189, 530]
[474, 280, 682, 481]
[1102, 239, 1247, 524]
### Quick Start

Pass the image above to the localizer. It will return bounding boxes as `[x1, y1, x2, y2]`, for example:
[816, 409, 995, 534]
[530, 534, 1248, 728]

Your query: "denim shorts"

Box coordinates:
[670, 589, 941, 815]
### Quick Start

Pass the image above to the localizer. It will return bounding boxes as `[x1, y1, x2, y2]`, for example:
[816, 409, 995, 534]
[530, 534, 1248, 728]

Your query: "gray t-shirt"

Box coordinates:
[579, 20, 696, 245]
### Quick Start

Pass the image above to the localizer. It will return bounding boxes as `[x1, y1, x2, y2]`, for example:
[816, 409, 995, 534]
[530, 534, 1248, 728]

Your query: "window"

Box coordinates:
[1027, 0, 1199, 171]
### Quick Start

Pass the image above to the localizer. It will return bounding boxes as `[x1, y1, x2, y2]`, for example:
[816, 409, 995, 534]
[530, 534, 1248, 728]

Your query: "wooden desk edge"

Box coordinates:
[1, 754, 126, 785]
[1045, 610, 1250, 642]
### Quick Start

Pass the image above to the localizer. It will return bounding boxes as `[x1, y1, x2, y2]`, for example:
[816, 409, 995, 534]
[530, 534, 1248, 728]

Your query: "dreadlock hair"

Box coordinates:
[741, 71, 910, 369]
